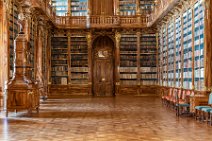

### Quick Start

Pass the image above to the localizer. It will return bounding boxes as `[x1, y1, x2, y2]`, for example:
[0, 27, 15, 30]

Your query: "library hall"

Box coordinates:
[0, 0, 212, 140]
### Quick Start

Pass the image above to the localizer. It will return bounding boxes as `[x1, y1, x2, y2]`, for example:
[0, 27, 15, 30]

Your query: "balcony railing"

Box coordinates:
[54, 15, 149, 29]
[30, 0, 183, 29]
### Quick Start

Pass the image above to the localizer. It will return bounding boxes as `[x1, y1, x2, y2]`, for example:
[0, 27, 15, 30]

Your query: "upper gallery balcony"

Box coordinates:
[30, 0, 181, 29]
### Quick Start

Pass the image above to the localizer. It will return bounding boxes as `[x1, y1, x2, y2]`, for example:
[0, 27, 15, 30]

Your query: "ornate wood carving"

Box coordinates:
[92, 36, 115, 96]
[5, 8, 39, 116]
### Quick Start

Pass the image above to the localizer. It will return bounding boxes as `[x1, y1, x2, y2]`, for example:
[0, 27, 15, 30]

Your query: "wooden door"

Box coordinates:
[93, 36, 114, 96]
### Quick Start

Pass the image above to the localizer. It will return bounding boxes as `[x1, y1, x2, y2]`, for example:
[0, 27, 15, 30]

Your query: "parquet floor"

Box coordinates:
[0, 95, 212, 141]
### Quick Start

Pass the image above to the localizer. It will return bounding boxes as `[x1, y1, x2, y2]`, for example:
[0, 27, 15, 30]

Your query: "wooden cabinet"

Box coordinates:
[6, 87, 39, 115]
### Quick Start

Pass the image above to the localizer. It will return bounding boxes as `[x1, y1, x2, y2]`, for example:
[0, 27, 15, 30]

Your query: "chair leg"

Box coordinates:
[206, 112, 209, 124]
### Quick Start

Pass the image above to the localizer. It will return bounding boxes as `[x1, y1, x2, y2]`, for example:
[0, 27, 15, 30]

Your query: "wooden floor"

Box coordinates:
[0, 95, 212, 141]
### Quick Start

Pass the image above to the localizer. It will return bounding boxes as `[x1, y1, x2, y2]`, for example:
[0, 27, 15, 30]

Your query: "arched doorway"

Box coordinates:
[92, 36, 115, 96]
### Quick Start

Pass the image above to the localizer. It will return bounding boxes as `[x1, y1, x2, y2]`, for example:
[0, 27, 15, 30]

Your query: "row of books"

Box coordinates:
[119, 0, 135, 4]
[120, 11, 136, 16]
[120, 45, 137, 51]
[120, 55, 137, 60]
[120, 67, 137, 72]
[71, 67, 88, 72]
[140, 67, 157, 72]
[120, 74, 137, 79]
[120, 61, 137, 67]
[71, 62, 87, 67]
[71, 55, 88, 60]
[52, 71, 68, 76]
[52, 66, 68, 71]
[52, 77, 68, 85]
[194, 68, 204, 77]
[141, 74, 157, 79]
[52, 55, 67, 60]
[120, 80, 137, 85]
[52, 60, 68, 64]
[142, 81, 157, 85]
[71, 74, 88, 79]
[141, 62, 156, 67]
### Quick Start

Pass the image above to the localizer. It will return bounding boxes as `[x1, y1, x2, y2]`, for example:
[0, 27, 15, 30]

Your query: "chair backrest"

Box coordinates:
[168, 88, 173, 96]
[208, 92, 212, 105]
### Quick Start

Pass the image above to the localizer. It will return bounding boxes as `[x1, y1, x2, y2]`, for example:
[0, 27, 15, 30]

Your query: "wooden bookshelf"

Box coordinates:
[182, 9, 192, 89]
[158, 0, 206, 91]
[51, 37, 68, 84]
[71, 0, 88, 16]
[120, 34, 137, 85]
[140, 0, 155, 15]
[70, 35, 88, 84]
[167, 20, 175, 87]
[194, 1, 204, 91]
[140, 34, 157, 85]
[175, 16, 182, 88]
[52, 0, 68, 16]
[119, 0, 136, 16]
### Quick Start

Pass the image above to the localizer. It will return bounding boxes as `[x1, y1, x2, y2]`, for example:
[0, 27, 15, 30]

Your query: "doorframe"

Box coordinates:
[91, 35, 116, 96]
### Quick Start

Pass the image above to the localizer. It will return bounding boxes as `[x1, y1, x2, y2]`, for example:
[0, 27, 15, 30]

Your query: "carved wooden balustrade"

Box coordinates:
[29, 0, 192, 29]
[54, 15, 149, 29]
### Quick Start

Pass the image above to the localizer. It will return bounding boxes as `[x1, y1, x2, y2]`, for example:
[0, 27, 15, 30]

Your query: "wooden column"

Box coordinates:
[166, 23, 169, 87]
[173, 17, 176, 87]
[5, 8, 39, 116]
[87, 32, 92, 95]
[115, 32, 121, 95]
[180, 13, 184, 88]
[0, 1, 3, 100]
[204, 0, 212, 90]
[115, 0, 120, 15]
[36, 18, 45, 98]
[46, 25, 52, 94]
[67, 0, 71, 16]
[156, 33, 159, 86]
[161, 27, 164, 86]
[67, 33, 71, 84]
[137, 32, 141, 94]
[191, 7, 195, 90]
[88, 0, 92, 15]
[136, 0, 140, 15]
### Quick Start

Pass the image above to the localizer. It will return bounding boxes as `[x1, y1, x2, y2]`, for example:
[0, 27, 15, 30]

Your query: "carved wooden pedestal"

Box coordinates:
[5, 33, 39, 116]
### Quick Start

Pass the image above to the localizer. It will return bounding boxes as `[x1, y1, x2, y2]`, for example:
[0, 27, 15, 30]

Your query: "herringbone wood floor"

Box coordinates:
[0, 95, 212, 141]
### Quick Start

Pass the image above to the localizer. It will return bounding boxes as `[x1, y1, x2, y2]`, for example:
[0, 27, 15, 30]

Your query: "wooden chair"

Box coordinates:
[175, 90, 191, 116]
[195, 92, 212, 121]
[165, 88, 174, 107]
[199, 93, 212, 124]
